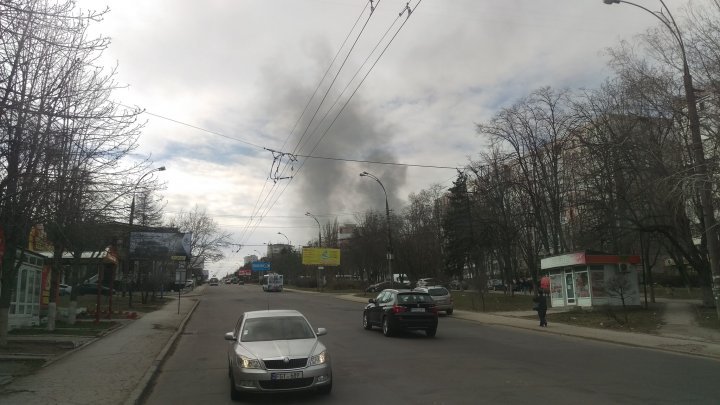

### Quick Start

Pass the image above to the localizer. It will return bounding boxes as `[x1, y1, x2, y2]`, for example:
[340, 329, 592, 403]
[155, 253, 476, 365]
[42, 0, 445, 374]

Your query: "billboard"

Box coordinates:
[129, 231, 192, 260]
[302, 247, 340, 266]
[251, 261, 271, 272]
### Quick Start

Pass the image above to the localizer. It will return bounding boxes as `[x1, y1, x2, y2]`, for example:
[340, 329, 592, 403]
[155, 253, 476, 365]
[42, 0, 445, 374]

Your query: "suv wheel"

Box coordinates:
[363, 312, 372, 330]
[426, 327, 437, 337]
[382, 316, 393, 337]
[446, 308, 453, 315]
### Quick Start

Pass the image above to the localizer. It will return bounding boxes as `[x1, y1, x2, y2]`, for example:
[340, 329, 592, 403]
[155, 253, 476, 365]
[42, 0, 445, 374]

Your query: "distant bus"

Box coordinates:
[262, 273, 283, 292]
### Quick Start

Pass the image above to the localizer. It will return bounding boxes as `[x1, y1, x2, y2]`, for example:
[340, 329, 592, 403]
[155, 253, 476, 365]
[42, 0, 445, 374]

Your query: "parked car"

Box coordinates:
[363, 289, 439, 337]
[414, 286, 453, 315]
[224, 309, 332, 399]
[487, 279, 505, 291]
[185, 280, 195, 289]
[365, 280, 410, 293]
[447, 279, 468, 291]
[76, 283, 111, 296]
[415, 278, 439, 288]
[59, 283, 72, 296]
[209, 277, 219, 286]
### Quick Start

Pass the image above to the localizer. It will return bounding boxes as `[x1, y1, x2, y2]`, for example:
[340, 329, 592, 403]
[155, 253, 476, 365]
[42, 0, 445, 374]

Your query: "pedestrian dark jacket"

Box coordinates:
[533, 294, 547, 311]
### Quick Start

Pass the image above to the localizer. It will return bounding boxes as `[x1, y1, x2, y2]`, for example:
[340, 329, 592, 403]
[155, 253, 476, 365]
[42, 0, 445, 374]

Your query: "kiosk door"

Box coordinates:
[565, 272, 576, 305]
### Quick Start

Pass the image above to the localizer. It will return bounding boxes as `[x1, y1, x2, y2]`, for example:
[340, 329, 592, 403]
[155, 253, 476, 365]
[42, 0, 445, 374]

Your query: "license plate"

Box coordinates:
[411, 307, 425, 312]
[271, 371, 303, 380]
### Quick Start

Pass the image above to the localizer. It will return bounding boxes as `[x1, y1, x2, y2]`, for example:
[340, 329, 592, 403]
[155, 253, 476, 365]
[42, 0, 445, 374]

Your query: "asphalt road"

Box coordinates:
[144, 284, 720, 405]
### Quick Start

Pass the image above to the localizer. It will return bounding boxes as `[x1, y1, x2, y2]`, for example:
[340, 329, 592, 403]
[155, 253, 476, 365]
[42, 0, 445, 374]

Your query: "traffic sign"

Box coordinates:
[251, 261, 271, 272]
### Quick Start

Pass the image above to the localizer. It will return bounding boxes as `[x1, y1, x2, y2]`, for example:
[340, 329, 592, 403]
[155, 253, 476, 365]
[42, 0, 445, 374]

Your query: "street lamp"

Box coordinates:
[277, 231, 291, 245]
[360, 171, 394, 287]
[129, 166, 166, 226]
[305, 212, 323, 291]
[125, 166, 166, 310]
[603, 0, 720, 318]
[305, 212, 322, 247]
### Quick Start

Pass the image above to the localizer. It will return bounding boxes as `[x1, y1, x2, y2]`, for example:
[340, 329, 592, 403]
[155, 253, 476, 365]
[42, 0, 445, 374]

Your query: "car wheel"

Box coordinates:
[363, 312, 372, 330]
[229, 369, 241, 401]
[426, 327, 437, 337]
[317, 379, 332, 395]
[382, 316, 393, 337]
[446, 308, 453, 315]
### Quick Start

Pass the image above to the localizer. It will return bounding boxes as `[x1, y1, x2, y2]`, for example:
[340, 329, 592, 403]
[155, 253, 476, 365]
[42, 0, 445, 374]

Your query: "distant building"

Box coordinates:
[337, 223, 356, 248]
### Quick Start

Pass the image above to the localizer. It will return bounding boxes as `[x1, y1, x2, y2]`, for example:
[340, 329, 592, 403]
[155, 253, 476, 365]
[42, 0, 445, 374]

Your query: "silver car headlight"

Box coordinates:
[238, 355, 263, 369]
[308, 350, 328, 366]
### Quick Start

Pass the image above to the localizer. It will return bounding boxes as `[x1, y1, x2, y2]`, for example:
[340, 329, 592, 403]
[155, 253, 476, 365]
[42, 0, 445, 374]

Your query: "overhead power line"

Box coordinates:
[249, 0, 425, 243]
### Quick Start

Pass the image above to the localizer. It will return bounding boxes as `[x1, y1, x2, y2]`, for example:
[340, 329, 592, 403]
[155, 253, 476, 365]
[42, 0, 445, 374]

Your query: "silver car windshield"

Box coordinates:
[397, 293, 433, 304]
[241, 316, 315, 342]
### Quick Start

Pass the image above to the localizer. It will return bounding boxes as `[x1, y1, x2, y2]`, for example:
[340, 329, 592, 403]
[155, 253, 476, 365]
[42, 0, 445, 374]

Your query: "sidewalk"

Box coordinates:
[1, 287, 718, 405]
[0, 286, 204, 405]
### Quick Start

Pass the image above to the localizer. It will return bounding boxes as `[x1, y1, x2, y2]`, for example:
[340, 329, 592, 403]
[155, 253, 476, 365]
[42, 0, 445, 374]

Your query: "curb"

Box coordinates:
[123, 299, 201, 405]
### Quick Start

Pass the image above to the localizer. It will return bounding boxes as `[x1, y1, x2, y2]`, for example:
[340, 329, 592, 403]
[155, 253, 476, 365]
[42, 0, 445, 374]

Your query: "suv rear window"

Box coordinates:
[428, 287, 449, 296]
[397, 293, 433, 304]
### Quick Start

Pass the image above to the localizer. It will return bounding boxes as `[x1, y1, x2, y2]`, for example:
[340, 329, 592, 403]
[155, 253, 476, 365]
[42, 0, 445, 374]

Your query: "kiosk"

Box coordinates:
[540, 251, 642, 308]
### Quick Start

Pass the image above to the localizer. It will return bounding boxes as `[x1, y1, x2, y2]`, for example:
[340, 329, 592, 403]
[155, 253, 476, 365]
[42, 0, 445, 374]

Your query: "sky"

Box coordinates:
[73, 0, 691, 278]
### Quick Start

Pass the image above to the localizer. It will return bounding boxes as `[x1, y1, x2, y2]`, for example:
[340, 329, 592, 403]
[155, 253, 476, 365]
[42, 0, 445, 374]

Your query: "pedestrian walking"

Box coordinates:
[533, 290, 548, 327]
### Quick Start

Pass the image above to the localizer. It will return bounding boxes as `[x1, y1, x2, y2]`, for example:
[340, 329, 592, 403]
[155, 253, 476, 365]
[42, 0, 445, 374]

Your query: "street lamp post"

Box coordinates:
[360, 171, 394, 287]
[604, 0, 720, 318]
[253, 249, 263, 284]
[305, 212, 323, 291]
[277, 231, 291, 246]
[125, 166, 166, 311]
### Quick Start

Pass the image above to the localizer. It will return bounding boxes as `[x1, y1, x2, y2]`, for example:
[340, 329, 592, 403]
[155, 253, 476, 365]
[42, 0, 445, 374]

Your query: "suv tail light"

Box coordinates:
[430, 305, 438, 314]
[392, 304, 407, 314]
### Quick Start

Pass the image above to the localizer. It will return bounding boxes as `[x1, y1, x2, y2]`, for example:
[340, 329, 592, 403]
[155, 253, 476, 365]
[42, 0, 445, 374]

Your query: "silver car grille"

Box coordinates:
[263, 358, 308, 370]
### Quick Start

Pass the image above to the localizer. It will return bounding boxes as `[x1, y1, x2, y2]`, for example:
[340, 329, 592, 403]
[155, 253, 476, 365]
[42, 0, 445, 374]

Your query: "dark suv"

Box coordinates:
[362, 289, 438, 337]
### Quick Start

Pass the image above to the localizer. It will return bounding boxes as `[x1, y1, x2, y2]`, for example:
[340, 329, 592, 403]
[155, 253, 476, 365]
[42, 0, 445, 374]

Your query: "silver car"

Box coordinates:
[224, 309, 332, 400]
[414, 286, 454, 315]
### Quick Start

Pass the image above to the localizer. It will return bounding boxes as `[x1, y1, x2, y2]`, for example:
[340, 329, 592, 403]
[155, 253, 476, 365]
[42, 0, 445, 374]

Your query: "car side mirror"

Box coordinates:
[316, 328, 327, 336]
[368, 298, 375, 304]
[224, 332, 236, 341]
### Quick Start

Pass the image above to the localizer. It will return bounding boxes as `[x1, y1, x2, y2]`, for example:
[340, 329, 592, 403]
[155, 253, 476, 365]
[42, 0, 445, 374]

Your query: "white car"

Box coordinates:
[59, 283, 72, 296]
[224, 309, 332, 399]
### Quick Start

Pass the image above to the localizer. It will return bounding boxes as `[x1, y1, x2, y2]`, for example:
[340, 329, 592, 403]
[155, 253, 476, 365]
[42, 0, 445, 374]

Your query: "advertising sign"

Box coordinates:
[238, 269, 251, 276]
[130, 231, 192, 260]
[251, 261, 271, 272]
[302, 247, 341, 266]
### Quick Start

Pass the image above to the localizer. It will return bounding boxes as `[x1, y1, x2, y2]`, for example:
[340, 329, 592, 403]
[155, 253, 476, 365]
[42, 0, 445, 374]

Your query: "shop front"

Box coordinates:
[541, 251, 641, 308]
[6, 250, 46, 330]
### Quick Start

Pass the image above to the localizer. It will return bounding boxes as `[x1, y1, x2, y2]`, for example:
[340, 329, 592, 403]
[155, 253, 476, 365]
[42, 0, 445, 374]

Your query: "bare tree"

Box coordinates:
[606, 272, 636, 324]
[477, 87, 580, 257]
[396, 184, 444, 284]
[0, 0, 143, 343]
[166, 205, 232, 271]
